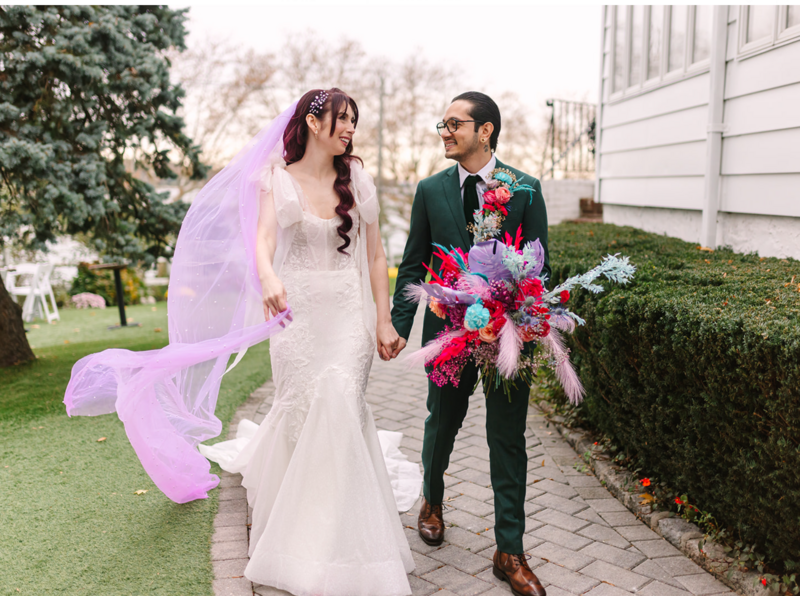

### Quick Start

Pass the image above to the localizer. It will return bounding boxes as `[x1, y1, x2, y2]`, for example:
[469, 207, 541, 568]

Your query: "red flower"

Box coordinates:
[518, 278, 544, 299]
[560, 290, 570, 303]
[674, 498, 683, 505]
[761, 579, 767, 586]
[536, 320, 551, 338]
[593, 442, 598, 446]
[640, 478, 651, 487]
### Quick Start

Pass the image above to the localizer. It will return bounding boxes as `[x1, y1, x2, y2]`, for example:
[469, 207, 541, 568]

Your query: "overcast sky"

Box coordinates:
[174, 3, 602, 117]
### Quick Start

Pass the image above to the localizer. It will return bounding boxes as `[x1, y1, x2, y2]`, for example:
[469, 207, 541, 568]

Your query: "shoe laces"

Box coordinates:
[513, 553, 533, 571]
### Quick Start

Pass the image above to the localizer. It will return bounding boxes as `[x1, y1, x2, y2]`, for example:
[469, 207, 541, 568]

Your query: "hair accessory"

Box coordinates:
[309, 90, 329, 116]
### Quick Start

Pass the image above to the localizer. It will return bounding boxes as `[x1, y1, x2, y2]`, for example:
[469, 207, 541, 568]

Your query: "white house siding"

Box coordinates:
[598, 5, 800, 259]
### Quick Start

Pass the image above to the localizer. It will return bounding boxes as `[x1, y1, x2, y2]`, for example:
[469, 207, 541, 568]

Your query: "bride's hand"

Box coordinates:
[261, 275, 288, 321]
[376, 321, 400, 362]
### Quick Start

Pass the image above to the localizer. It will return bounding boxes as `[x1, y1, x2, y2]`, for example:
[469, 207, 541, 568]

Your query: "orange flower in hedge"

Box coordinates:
[640, 478, 651, 487]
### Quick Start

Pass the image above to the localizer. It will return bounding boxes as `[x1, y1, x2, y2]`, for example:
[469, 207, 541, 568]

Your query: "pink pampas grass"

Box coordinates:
[550, 314, 576, 334]
[403, 283, 430, 304]
[540, 329, 585, 405]
[497, 318, 523, 378]
[459, 274, 492, 302]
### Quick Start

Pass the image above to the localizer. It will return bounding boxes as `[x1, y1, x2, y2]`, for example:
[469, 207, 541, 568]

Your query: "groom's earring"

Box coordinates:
[480, 137, 486, 143]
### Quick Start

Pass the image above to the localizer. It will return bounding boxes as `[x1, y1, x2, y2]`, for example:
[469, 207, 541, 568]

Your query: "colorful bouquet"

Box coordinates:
[405, 228, 635, 404]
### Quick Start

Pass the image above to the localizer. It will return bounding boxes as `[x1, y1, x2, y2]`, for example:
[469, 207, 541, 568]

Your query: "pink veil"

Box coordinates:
[63, 102, 299, 503]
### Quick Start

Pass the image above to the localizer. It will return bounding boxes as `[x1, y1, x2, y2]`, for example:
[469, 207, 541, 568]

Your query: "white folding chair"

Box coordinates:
[35, 263, 59, 323]
[7, 263, 41, 322]
[7, 263, 60, 323]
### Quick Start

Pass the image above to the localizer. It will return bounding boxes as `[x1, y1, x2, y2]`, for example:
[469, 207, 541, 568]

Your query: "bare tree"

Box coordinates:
[494, 90, 546, 178]
[168, 39, 279, 202]
[378, 54, 461, 228]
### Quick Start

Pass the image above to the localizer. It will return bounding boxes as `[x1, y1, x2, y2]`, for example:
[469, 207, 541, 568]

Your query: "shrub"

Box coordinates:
[71, 292, 106, 309]
[69, 263, 146, 306]
[547, 223, 800, 567]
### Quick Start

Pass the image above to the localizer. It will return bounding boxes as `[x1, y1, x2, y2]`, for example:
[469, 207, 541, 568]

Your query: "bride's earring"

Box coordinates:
[314, 129, 319, 139]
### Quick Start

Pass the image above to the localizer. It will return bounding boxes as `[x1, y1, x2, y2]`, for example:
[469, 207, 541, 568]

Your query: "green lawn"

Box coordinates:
[0, 304, 272, 595]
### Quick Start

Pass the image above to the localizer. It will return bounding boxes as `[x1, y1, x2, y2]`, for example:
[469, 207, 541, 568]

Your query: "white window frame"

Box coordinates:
[738, 5, 800, 58]
[609, 5, 711, 103]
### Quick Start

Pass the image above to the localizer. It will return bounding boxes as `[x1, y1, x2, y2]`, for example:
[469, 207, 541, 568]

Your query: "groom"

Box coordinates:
[392, 92, 549, 596]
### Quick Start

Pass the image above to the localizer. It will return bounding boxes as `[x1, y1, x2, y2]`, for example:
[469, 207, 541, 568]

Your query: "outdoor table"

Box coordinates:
[88, 263, 142, 329]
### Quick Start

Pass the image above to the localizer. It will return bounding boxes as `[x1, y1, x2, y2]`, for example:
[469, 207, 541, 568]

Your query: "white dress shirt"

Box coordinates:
[457, 155, 497, 208]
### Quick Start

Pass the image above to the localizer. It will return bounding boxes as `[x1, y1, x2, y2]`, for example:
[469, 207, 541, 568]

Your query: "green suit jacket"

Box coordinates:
[391, 158, 550, 346]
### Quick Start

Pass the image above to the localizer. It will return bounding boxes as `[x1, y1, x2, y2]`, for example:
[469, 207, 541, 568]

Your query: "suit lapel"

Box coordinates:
[441, 166, 471, 247]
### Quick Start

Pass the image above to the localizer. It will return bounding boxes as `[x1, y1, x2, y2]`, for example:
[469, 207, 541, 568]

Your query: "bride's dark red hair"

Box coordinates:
[283, 88, 361, 254]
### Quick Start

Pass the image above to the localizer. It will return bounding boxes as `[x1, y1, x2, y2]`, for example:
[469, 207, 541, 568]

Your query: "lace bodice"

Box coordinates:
[282, 210, 361, 274]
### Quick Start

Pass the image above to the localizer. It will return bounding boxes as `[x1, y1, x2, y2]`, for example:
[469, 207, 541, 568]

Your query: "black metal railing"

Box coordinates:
[540, 99, 596, 180]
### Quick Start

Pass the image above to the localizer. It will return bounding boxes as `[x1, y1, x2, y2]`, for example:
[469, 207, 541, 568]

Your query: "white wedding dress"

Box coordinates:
[199, 162, 419, 596]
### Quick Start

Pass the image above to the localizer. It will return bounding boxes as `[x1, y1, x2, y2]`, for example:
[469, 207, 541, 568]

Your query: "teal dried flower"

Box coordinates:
[464, 302, 491, 331]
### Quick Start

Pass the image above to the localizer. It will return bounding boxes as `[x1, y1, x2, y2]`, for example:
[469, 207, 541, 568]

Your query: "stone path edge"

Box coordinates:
[210, 382, 278, 596]
[534, 402, 773, 596]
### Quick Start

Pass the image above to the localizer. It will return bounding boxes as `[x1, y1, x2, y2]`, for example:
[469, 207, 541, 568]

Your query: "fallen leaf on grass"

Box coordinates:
[31, 324, 40, 329]
[73, 328, 80, 333]
[64, 340, 70, 344]
[154, 328, 162, 333]
[151, 307, 157, 312]
[134, 490, 148, 495]
[97, 437, 107, 442]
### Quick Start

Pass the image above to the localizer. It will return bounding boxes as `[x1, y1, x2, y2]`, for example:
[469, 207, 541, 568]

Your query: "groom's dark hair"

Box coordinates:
[452, 91, 501, 152]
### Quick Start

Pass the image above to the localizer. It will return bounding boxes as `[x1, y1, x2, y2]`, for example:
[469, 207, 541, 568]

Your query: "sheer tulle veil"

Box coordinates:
[63, 102, 299, 503]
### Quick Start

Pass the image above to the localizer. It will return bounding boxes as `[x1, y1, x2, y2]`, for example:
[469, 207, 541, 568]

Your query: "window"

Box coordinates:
[739, 6, 800, 55]
[647, 7, 663, 80]
[693, 5, 712, 63]
[668, 5, 688, 72]
[747, 5, 775, 43]
[611, 6, 712, 99]
[788, 5, 800, 29]
[630, 6, 645, 85]
[613, 6, 628, 92]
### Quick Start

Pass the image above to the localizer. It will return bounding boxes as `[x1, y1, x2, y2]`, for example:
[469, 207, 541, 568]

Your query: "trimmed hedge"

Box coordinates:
[548, 223, 800, 566]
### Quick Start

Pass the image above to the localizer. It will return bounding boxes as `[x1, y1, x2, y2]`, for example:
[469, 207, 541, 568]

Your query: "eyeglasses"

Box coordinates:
[436, 118, 486, 135]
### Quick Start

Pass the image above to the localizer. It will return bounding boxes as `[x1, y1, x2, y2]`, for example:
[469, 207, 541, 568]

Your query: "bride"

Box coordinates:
[63, 88, 419, 596]
[198, 89, 418, 596]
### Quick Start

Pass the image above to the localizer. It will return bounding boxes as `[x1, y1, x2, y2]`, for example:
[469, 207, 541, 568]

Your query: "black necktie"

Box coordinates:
[463, 175, 481, 241]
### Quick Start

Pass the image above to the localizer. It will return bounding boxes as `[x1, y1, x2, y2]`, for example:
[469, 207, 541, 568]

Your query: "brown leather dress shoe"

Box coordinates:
[493, 550, 546, 596]
[417, 497, 444, 546]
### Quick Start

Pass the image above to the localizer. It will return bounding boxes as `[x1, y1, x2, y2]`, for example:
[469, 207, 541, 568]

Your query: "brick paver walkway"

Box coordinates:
[211, 307, 735, 596]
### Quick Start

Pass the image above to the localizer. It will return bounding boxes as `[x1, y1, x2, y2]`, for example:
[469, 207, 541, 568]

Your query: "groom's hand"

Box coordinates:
[391, 338, 407, 359]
